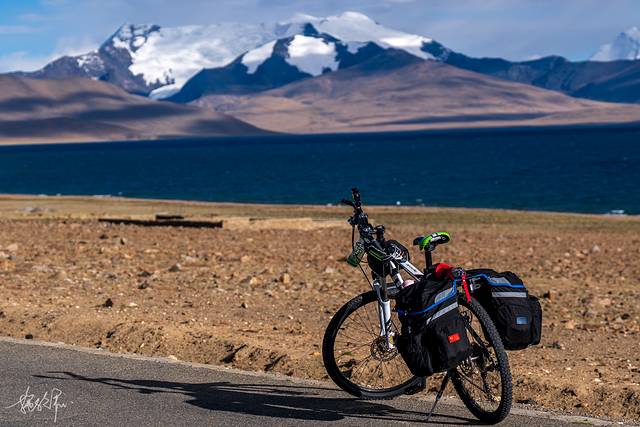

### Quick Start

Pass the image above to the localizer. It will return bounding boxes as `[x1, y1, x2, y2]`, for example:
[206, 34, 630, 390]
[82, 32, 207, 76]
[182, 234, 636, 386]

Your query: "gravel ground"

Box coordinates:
[0, 196, 639, 422]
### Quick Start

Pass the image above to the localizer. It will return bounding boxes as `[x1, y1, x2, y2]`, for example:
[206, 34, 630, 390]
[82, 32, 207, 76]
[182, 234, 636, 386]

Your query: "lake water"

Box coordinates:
[0, 128, 638, 214]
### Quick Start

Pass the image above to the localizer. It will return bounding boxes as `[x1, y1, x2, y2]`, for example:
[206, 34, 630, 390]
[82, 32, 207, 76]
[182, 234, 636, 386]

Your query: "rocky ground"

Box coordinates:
[0, 196, 639, 422]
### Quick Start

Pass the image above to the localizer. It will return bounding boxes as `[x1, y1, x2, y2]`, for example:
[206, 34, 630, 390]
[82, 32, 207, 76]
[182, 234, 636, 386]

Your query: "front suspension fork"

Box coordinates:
[373, 279, 395, 349]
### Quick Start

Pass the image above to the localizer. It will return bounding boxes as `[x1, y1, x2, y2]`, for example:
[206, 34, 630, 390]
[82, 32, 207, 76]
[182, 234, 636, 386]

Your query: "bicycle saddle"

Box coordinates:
[412, 232, 451, 251]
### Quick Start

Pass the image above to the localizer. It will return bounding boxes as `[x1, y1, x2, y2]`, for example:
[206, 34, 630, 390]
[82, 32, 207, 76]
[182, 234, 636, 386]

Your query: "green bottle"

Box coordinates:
[347, 239, 366, 267]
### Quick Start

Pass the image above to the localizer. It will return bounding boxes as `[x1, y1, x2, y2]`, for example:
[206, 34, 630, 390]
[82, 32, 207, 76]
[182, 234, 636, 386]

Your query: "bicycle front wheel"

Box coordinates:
[322, 291, 423, 399]
[451, 296, 513, 424]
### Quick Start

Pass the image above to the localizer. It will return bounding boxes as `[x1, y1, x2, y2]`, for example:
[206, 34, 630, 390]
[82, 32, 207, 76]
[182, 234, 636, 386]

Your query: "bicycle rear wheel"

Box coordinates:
[322, 291, 423, 399]
[451, 296, 512, 424]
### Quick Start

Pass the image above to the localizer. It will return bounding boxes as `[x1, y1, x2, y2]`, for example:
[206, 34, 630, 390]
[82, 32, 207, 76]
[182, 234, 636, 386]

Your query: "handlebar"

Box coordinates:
[340, 198, 355, 208]
[340, 188, 386, 246]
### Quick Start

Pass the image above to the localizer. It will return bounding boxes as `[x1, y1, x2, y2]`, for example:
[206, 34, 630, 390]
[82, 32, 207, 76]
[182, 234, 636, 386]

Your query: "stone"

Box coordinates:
[240, 255, 251, 263]
[182, 255, 197, 263]
[241, 276, 259, 286]
[24, 333, 33, 340]
[102, 298, 114, 308]
[169, 263, 182, 272]
[590, 245, 601, 254]
[565, 320, 576, 330]
[50, 270, 67, 280]
[323, 266, 336, 274]
[137, 281, 150, 290]
[128, 302, 138, 307]
[280, 273, 291, 284]
[5, 243, 18, 253]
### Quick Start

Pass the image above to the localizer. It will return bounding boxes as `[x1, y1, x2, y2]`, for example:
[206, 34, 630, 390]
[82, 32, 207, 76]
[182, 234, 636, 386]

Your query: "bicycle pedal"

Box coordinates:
[403, 377, 427, 395]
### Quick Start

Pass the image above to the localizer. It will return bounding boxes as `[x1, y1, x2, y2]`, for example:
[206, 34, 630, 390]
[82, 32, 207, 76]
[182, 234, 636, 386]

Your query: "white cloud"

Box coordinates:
[0, 25, 38, 35]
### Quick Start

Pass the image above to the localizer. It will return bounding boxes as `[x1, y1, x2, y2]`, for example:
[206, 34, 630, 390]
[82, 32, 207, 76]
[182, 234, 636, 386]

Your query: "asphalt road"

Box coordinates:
[0, 338, 616, 426]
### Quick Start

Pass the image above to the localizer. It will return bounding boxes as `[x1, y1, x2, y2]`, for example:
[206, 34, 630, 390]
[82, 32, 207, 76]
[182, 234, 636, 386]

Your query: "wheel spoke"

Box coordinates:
[452, 297, 511, 420]
[330, 294, 415, 393]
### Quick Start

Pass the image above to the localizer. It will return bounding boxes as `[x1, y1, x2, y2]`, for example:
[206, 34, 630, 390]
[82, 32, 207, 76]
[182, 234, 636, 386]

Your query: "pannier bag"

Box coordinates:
[394, 278, 471, 377]
[468, 269, 542, 350]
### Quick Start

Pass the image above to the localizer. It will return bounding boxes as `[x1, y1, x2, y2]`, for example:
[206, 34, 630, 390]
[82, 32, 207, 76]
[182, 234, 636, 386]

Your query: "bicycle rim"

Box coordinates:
[323, 291, 420, 398]
[452, 297, 512, 422]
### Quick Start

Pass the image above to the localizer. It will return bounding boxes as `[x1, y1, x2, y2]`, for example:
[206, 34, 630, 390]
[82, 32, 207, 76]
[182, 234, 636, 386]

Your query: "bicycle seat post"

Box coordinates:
[425, 250, 433, 271]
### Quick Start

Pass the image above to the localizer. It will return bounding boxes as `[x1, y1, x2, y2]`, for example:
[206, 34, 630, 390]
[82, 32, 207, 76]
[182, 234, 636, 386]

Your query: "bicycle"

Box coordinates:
[322, 188, 512, 424]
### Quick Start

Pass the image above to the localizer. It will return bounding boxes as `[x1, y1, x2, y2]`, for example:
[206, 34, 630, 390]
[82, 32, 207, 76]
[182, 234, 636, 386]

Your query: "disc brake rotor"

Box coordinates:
[370, 336, 398, 362]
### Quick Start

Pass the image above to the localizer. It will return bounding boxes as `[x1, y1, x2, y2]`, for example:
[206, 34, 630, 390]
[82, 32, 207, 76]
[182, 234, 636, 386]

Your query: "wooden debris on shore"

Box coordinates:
[98, 214, 222, 229]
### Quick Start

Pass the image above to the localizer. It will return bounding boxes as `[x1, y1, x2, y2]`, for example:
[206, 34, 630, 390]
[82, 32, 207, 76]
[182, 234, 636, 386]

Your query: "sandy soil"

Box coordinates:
[0, 196, 639, 422]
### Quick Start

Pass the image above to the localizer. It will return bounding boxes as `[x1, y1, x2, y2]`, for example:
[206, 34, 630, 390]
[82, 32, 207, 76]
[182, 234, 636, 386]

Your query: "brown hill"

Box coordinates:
[192, 53, 640, 133]
[0, 75, 266, 145]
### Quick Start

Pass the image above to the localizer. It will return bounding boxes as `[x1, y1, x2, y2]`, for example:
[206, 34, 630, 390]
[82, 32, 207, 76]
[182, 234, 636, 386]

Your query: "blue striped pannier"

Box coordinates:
[468, 270, 542, 350]
[394, 278, 471, 376]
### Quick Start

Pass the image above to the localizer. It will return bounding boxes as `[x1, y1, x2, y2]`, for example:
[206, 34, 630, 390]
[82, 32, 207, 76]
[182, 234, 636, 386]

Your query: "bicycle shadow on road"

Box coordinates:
[35, 371, 480, 425]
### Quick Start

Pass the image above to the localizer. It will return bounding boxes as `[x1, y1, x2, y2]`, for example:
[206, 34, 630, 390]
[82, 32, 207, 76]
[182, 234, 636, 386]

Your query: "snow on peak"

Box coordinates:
[281, 11, 434, 59]
[57, 12, 439, 98]
[109, 23, 278, 98]
[286, 35, 338, 76]
[591, 26, 640, 61]
[76, 51, 103, 69]
[242, 40, 277, 74]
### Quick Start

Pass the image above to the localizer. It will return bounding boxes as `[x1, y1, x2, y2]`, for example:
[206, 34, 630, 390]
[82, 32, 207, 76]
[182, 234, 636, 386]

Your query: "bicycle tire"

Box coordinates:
[322, 291, 423, 399]
[451, 296, 512, 424]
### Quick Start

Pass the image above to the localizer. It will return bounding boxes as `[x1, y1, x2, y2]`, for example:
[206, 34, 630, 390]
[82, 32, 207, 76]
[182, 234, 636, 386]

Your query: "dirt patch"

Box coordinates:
[0, 197, 639, 421]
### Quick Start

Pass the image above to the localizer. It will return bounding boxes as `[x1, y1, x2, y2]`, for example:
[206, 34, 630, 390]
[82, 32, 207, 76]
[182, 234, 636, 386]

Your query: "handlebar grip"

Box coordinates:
[340, 199, 355, 207]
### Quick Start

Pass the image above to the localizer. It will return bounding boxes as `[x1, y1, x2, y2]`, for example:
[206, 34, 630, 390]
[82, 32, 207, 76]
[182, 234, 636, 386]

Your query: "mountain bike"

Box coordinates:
[322, 188, 512, 424]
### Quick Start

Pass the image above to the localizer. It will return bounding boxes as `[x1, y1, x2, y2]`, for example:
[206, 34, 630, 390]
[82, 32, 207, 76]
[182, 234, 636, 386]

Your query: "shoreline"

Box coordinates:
[1, 120, 640, 148]
[0, 194, 638, 219]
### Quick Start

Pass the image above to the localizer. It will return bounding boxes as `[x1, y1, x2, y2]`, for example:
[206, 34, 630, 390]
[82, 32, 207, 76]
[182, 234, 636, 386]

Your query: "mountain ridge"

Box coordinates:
[189, 53, 640, 134]
[0, 74, 267, 145]
[11, 13, 640, 104]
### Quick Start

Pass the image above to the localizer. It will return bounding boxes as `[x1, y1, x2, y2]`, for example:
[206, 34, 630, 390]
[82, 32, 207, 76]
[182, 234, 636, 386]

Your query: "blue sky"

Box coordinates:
[1, 0, 639, 72]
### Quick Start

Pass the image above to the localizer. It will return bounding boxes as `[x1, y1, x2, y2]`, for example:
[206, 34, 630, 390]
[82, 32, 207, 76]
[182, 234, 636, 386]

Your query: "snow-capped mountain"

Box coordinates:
[168, 33, 423, 103]
[168, 12, 447, 102]
[278, 11, 436, 60]
[20, 22, 282, 97]
[16, 12, 640, 105]
[18, 12, 443, 98]
[592, 27, 640, 61]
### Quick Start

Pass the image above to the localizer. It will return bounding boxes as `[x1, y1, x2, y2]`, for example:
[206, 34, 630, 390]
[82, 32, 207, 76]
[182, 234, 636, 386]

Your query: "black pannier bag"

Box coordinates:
[394, 278, 471, 377]
[468, 269, 542, 350]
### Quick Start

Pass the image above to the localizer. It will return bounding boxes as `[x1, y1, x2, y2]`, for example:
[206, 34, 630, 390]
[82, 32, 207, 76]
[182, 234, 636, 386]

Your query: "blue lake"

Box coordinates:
[0, 128, 638, 214]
